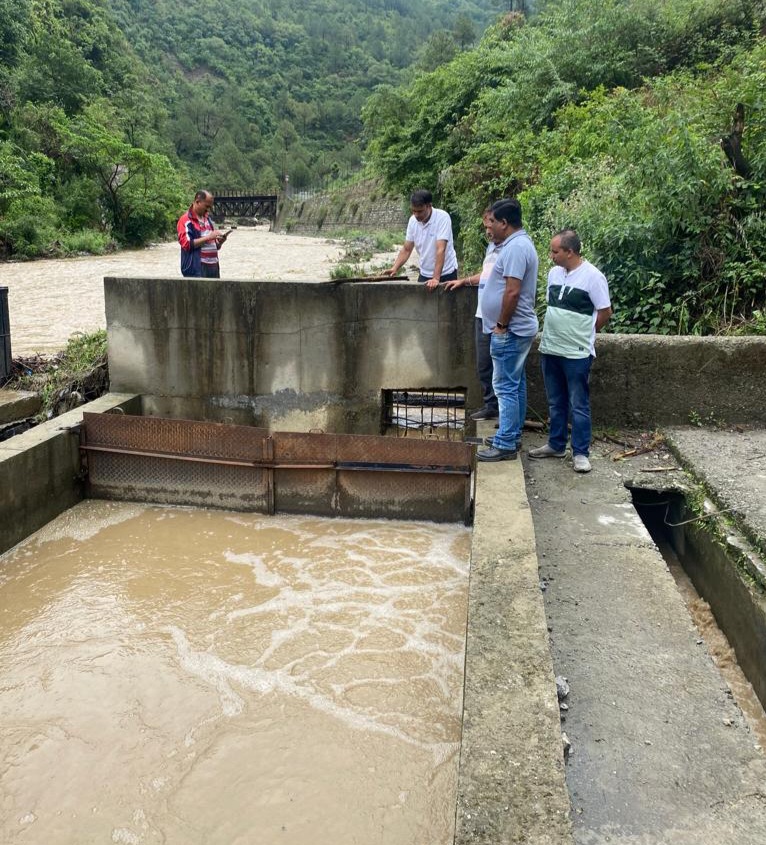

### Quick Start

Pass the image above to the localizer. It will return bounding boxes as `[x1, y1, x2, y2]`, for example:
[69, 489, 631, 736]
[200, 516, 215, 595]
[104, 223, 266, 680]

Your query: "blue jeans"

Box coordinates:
[475, 318, 497, 413]
[541, 353, 593, 457]
[489, 331, 534, 451]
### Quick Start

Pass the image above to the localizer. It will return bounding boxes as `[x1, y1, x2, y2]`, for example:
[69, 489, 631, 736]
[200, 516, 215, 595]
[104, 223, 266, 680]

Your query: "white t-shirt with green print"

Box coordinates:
[539, 260, 611, 358]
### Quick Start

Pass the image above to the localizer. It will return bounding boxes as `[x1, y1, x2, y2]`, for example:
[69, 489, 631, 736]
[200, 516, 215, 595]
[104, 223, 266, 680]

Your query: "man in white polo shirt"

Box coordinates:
[529, 229, 612, 473]
[385, 189, 458, 290]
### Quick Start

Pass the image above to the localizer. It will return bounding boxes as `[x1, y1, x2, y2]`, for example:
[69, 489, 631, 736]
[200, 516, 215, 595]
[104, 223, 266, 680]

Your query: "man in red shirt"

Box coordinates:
[177, 191, 228, 278]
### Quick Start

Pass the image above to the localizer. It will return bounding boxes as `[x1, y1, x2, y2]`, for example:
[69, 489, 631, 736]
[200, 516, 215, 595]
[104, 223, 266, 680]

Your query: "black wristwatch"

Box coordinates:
[496, 322, 508, 329]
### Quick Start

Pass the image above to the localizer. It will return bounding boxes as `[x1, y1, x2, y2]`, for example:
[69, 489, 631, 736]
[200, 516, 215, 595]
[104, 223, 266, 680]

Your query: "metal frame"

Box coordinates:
[81, 414, 475, 524]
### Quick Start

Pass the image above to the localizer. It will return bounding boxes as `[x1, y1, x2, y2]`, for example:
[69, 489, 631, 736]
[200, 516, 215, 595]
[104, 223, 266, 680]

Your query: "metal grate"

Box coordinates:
[81, 413, 475, 524]
[383, 389, 466, 440]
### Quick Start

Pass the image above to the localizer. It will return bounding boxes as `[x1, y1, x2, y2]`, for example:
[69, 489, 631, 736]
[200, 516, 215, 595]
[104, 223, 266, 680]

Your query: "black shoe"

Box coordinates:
[470, 407, 499, 421]
[477, 446, 518, 462]
[485, 436, 521, 448]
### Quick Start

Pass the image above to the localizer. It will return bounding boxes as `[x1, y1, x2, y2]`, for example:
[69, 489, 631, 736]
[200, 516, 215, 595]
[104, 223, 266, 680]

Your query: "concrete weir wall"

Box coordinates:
[105, 277, 480, 431]
[105, 277, 766, 429]
[556, 334, 766, 427]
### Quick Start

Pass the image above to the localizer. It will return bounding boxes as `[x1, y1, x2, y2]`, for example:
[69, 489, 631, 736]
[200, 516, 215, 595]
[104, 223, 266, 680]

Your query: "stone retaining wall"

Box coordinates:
[276, 179, 406, 235]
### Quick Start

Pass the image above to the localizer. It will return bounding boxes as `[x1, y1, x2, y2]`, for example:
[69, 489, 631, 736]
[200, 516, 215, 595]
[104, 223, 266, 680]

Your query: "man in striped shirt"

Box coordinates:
[529, 229, 612, 473]
[177, 190, 228, 278]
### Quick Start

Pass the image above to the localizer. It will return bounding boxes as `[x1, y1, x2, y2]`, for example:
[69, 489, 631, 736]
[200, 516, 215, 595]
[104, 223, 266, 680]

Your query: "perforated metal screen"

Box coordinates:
[81, 414, 475, 524]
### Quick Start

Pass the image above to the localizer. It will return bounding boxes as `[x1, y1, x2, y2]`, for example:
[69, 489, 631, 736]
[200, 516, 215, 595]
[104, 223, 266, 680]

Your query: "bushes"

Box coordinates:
[0, 104, 185, 257]
[56, 229, 112, 255]
[0, 195, 59, 258]
[363, 0, 766, 334]
[519, 67, 766, 334]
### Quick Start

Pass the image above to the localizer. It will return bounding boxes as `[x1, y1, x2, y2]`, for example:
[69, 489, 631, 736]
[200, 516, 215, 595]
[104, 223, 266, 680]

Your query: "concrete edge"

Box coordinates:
[0, 389, 42, 424]
[455, 454, 573, 845]
[663, 429, 766, 564]
[0, 393, 141, 555]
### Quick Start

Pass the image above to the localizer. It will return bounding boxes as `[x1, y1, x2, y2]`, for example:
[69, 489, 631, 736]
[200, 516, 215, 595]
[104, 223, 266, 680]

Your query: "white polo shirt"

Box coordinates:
[405, 207, 458, 278]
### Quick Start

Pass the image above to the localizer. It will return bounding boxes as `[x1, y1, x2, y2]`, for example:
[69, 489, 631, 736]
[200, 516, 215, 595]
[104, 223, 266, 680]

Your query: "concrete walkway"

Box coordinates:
[522, 431, 766, 844]
[456, 441, 572, 845]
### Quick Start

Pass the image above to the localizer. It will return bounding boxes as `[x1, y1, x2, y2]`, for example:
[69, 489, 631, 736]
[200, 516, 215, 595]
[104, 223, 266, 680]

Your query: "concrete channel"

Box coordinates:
[524, 428, 766, 844]
[1, 278, 766, 843]
[0, 394, 573, 844]
[4, 403, 766, 843]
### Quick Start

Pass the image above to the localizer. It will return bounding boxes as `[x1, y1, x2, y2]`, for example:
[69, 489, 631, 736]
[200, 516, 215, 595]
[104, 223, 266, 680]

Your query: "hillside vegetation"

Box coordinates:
[363, 0, 766, 335]
[3, 0, 766, 336]
[0, 0, 498, 259]
[106, 0, 498, 190]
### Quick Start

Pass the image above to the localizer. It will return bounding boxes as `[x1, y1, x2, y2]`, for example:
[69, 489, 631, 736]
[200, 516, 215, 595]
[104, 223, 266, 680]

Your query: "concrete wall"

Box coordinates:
[0, 393, 140, 555]
[106, 277, 766, 430]
[457, 451, 573, 845]
[526, 334, 766, 427]
[105, 277, 480, 432]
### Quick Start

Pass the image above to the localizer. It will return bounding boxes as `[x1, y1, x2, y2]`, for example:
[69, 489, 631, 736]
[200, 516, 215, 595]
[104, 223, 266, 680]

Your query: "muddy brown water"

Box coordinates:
[0, 228, 399, 356]
[0, 501, 470, 844]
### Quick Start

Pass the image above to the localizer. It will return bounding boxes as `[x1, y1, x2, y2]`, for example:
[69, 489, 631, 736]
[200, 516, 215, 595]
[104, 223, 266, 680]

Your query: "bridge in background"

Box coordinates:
[211, 191, 278, 221]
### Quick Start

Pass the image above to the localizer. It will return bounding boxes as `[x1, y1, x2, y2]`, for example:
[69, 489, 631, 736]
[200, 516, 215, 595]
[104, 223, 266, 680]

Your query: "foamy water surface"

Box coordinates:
[0, 500, 470, 844]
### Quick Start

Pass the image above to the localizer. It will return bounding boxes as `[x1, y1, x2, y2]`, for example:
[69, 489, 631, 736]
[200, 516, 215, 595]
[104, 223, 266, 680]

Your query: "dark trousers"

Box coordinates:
[201, 263, 221, 279]
[417, 269, 458, 283]
[475, 318, 497, 413]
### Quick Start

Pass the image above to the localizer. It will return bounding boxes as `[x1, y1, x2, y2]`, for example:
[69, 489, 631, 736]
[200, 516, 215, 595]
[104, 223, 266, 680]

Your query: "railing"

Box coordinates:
[209, 193, 278, 220]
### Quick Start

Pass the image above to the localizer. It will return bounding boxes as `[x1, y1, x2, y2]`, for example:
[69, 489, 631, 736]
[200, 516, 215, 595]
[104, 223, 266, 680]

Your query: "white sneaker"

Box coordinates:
[573, 454, 591, 473]
[528, 443, 567, 459]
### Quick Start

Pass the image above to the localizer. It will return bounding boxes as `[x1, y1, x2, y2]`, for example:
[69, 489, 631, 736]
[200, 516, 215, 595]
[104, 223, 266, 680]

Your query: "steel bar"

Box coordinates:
[80, 445, 469, 474]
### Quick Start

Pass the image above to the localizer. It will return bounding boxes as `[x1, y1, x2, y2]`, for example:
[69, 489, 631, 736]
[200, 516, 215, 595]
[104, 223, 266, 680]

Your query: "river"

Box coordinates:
[0, 228, 397, 357]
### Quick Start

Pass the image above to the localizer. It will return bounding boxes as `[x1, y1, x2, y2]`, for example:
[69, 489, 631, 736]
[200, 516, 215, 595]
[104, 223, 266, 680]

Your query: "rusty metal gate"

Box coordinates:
[80, 413, 475, 524]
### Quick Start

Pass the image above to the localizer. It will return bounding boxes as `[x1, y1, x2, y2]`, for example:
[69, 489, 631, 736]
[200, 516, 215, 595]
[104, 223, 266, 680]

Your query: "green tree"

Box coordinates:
[417, 31, 459, 71]
[453, 14, 477, 50]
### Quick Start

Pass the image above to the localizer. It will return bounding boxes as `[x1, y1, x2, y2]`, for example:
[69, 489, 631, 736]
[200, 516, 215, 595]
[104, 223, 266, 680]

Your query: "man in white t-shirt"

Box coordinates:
[529, 229, 612, 473]
[385, 189, 458, 290]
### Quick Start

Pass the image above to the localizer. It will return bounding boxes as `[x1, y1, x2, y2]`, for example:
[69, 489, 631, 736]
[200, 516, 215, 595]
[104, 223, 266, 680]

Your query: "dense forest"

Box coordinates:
[2, 0, 766, 335]
[363, 0, 766, 334]
[0, 0, 498, 258]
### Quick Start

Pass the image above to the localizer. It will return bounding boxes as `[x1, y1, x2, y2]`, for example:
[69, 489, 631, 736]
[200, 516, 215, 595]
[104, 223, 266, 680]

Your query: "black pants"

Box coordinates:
[417, 269, 458, 283]
[475, 317, 497, 413]
[201, 263, 221, 279]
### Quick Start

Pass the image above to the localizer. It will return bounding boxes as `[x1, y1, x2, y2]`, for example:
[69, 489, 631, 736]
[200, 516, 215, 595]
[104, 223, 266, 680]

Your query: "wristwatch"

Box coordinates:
[496, 322, 508, 329]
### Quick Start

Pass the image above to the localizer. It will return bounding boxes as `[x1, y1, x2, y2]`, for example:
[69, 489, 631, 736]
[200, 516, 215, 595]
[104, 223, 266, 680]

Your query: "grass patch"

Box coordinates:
[329, 263, 364, 280]
[323, 229, 402, 279]
[8, 330, 109, 419]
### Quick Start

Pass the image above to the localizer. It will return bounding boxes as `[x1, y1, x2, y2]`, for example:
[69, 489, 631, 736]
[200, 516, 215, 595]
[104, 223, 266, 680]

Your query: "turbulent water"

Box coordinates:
[0, 501, 470, 844]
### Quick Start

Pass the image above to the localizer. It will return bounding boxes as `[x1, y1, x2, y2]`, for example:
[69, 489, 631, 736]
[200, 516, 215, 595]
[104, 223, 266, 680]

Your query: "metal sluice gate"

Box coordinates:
[80, 413, 475, 524]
